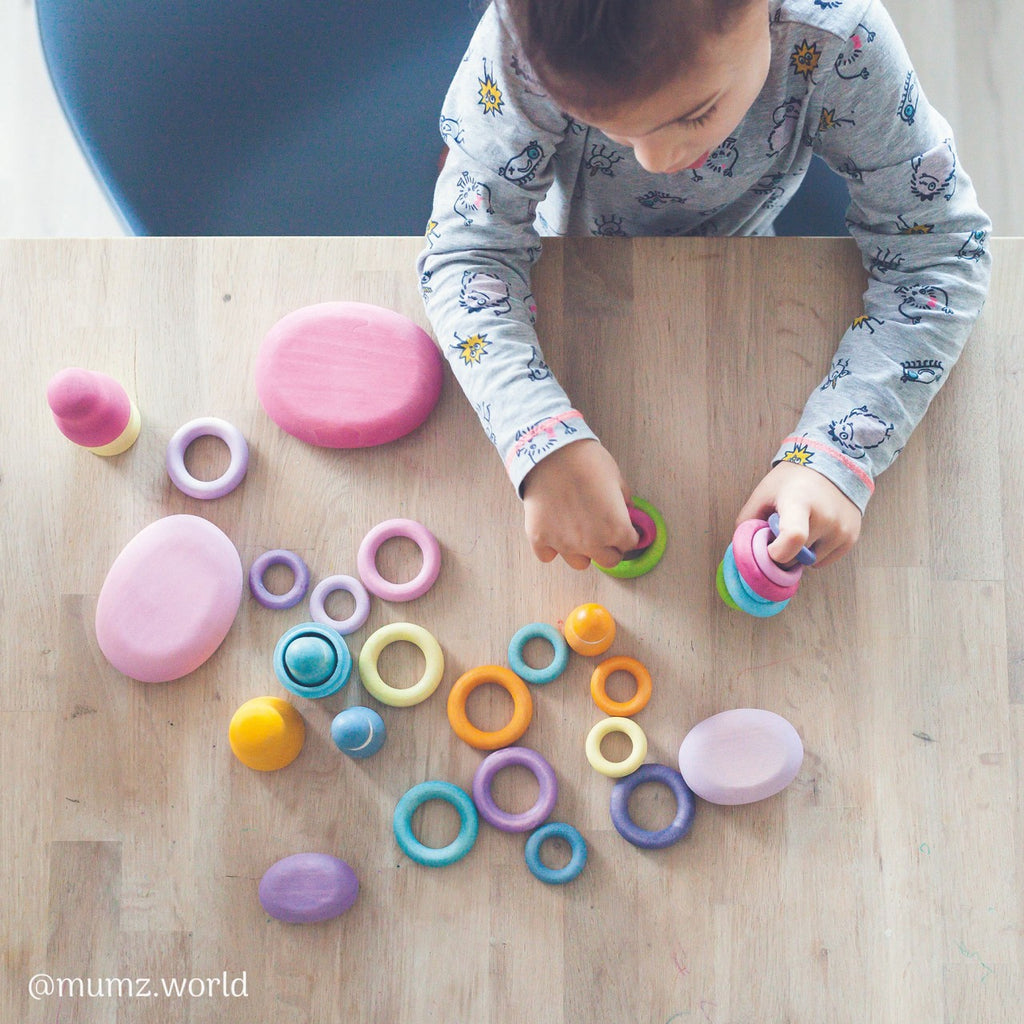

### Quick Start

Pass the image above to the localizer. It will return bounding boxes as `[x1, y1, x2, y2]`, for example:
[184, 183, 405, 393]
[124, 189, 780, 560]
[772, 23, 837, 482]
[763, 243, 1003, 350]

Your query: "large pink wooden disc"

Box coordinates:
[255, 301, 443, 448]
[95, 515, 243, 682]
[678, 708, 803, 805]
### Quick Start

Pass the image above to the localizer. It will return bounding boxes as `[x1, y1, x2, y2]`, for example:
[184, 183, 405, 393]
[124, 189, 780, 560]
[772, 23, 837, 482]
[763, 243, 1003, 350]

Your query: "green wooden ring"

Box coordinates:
[595, 496, 667, 579]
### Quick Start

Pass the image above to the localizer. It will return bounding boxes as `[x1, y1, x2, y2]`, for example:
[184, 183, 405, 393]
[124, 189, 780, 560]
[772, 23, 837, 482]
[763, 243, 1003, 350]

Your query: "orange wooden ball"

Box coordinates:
[563, 603, 616, 656]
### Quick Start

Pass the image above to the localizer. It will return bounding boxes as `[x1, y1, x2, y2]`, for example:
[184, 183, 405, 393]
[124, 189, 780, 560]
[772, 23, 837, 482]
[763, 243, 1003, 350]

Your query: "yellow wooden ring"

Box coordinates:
[590, 656, 652, 717]
[358, 622, 444, 707]
[585, 716, 648, 778]
[447, 665, 533, 750]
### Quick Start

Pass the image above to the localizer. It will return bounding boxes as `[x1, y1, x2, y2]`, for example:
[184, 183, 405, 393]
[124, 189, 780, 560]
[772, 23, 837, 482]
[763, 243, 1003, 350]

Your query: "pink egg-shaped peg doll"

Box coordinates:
[46, 367, 141, 455]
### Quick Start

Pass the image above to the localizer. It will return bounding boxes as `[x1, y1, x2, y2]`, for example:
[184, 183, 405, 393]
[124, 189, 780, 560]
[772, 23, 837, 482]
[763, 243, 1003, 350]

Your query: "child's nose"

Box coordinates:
[632, 140, 675, 175]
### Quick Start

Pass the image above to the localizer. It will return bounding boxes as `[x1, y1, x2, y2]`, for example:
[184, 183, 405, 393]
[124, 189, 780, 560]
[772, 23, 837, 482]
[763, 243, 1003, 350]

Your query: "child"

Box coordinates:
[416, 0, 991, 571]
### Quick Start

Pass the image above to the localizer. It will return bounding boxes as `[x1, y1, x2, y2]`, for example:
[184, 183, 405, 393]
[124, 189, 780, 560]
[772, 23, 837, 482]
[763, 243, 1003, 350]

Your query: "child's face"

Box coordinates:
[567, 2, 771, 175]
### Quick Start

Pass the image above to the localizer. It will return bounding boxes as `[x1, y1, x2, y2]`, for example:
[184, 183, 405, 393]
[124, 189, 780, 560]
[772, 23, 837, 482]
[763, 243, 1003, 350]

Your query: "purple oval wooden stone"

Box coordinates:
[258, 853, 358, 924]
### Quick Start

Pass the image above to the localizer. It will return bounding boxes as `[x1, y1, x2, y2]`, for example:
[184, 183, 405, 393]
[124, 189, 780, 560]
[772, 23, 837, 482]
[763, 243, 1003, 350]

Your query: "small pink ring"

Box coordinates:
[248, 549, 310, 609]
[751, 527, 804, 588]
[309, 574, 371, 634]
[732, 520, 800, 602]
[628, 506, 657, 551]
[357, 518, 441, 602]
[166, 416, 249, 499]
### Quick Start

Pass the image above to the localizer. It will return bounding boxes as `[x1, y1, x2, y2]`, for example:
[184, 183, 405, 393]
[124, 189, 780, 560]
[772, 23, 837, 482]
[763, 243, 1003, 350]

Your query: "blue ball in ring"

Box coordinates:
[524, 822, 588, 884]
[507, 622, 570, 685]
[393, 781, 479, 867]
[609, 762, 696, 849]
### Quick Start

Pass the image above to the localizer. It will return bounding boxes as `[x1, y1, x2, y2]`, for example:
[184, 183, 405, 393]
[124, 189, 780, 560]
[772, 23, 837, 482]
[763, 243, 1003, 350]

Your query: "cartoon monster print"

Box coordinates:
[896, 214, 935, 235]
[474, 401, 497, 446]
[768, 98, 802, 155]
[419, 268, 434, 300]
[816, 107, 855, 134]
[895, 284, 955, 323]
[828, 406, 894, 458]
[898, 71, 919, 126]
[526, 346, 551, 381]
[451, 330, 491, 366]
[851, 314, 884, 334]
[790, 40, 823, 81]
[592, 215, 627, 236]
[509, 53, 546, 97]
[513, 415, 580, 467]
[870, 247, 906, 275]
[814, 1, 843, 9]
[833, 158, 864, 182]
[454, 171, 494, 225]
[780, 443, 814, 466]
[477, 59, 504, 116]
[586, 144, 623, 178]
[439, 115, 464, 147]
[524, 292, 538, 324]
[753, 172, 788, 208]
[899, 359, 944, 384]
[637, 191, 687, 209]
[459, 270, 512, 315]
[957, 229, 987, 262]
[911, 140, 957, 202]
[834, 29, 870, 80]
[499, 141, 544, 185]
[424, 220, 441, 248]
[820, 357, 851, 391]
[705, 138, 739, 177]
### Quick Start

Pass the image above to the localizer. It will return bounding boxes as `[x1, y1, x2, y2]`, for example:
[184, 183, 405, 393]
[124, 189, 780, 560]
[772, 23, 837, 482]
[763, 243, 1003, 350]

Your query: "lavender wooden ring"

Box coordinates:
[166, 416, 249, 499]
[768, 512, 817, 566]
[309, 574, 371, 634]
[249, 549, 310, 610]
[472, 746, 558, 833]
[357, 518, 441, 602]
[751, 527, 804, 588]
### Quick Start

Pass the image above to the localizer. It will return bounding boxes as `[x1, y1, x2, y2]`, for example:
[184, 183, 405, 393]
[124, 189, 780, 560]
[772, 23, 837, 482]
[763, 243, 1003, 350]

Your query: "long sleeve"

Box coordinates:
[416, 8, 599, 494]
[770, 0, 992, 511]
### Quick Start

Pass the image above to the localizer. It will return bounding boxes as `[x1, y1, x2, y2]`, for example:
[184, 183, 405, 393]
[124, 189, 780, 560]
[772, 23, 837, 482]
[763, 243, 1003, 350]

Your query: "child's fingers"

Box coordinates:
[561, 551, 594, 571]
[766, 506, 812, 566]
[532, 542, 559, 564]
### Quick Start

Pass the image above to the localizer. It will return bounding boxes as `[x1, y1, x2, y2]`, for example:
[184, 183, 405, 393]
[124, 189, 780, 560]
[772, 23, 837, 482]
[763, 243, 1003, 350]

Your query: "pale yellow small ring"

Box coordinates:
[584, 717, 648, 778]
[358, 622, 444, 707]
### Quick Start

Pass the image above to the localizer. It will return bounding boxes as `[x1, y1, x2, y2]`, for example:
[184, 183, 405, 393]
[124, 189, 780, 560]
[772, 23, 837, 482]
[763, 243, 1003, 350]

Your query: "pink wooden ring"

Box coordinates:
[628, 506, 657, 551]
[356, 519, 441, 602]
[731, 520, 799, 602]
[751, 527, 804, 588]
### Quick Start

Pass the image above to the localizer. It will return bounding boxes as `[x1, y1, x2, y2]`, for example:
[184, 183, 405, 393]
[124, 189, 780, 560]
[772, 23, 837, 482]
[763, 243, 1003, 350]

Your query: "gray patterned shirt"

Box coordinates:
[416, 0, 991, 512]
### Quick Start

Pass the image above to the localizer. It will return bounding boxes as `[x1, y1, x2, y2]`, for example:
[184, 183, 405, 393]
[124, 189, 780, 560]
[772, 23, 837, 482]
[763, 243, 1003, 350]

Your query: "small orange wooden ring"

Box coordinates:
[590, 656, 652, 718]
[447, 665, 533, 750]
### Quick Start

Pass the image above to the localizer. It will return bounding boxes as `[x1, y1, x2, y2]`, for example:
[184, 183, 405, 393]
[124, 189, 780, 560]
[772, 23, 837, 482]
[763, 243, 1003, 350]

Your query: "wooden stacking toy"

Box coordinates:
[47, 367, 141, 455]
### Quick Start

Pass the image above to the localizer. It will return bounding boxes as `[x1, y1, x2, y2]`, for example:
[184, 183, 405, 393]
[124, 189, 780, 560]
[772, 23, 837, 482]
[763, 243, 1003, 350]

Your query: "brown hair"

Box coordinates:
[496, 0, 757, 114]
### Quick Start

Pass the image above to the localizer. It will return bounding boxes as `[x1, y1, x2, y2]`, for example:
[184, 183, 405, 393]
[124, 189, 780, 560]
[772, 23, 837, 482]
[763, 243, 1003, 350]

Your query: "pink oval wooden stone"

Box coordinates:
[95, 515, 243, 682]
[255, 301, 443, 448]
[258, 853, 359, 924]
[677, 708, 804, 805]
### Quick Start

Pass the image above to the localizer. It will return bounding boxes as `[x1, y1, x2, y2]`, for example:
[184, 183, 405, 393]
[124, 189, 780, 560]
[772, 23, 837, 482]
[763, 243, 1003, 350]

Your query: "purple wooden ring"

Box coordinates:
[249, 549, 310, 610]
[166, 416, 249, 499]
[471, 746, 558, 833]
[357, 518, 441, 602]
[609, 763, 696, 850]
[751, 526, 804, 588]
[768, 512, 817, 567]
[309, 574, 371, 635]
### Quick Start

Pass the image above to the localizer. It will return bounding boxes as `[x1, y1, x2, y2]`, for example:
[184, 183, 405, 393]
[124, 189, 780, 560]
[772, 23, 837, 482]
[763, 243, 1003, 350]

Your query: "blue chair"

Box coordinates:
[774, 155, 850, 237]
[36, 1, 483, 235]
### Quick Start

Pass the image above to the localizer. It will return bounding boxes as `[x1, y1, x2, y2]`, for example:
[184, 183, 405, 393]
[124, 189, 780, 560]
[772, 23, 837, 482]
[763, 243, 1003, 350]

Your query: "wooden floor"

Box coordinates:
[2, 235, 1020, 1022]
[2, 0, 1022, 236]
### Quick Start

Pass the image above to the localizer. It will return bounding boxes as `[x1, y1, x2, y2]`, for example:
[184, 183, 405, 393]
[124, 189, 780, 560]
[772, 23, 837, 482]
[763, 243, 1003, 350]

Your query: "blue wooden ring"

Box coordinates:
[393, 781, 479, 867]
[609, 763, 696, 849]
[507, 622, 570, 685]
[524, 822, 588, 884]
[722, 545, 789, 618]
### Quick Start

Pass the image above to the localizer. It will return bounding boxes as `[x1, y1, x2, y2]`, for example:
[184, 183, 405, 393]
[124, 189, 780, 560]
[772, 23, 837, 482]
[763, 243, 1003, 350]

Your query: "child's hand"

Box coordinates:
[521, 439, 638, 570]
[737, 461, 862, 569]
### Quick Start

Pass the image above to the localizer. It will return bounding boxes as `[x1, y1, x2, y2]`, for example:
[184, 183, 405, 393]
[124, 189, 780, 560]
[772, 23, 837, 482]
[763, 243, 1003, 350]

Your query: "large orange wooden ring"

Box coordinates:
[447, 665, 533, 750]
[590, 656, 652, 718]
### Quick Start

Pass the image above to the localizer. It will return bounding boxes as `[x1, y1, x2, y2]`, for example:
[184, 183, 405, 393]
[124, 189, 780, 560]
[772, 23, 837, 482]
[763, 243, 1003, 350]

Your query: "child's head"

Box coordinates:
[498, 0, 770, 175]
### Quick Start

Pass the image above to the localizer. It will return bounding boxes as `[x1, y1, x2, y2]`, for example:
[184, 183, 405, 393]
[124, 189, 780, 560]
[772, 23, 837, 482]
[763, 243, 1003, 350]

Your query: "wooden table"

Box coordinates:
[2, 237, 1020, 1022]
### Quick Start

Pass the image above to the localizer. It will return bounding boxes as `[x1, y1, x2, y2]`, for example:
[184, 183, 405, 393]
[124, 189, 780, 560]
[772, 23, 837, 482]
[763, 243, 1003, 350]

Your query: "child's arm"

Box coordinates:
[746, 0, 992, 565]
[416, 7, 636, 566]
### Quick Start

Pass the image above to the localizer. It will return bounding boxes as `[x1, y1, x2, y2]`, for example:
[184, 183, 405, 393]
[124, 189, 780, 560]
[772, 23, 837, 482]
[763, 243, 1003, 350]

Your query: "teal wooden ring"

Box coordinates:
[525, 822, 588, 884]
[595, 497, 667, 578]
[507, 622, 569, 685]
[721, 545, 788, 618]
[393, 780, 479, 867]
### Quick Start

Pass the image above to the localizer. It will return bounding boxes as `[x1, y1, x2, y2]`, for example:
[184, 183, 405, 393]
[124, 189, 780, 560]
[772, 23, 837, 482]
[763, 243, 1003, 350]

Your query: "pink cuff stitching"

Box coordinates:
[504, 410, 586, 471]
[777, 436, 875, 494]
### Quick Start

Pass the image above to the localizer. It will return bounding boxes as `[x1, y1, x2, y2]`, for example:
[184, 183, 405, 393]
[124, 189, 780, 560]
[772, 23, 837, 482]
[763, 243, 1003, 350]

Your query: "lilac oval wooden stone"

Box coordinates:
[258, 853, 359, 924]
[95, 515, 243, 682]
[678, 708, 804, 805]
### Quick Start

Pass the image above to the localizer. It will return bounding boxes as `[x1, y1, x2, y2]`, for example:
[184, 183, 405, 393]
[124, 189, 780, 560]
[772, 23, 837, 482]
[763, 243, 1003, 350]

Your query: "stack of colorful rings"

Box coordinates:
[716, 516, 812, 617]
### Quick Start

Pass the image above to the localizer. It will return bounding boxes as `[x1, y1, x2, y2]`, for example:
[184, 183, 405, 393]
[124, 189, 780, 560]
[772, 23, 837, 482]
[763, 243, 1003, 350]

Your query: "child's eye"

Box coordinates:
[678, 105, 717, 130]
